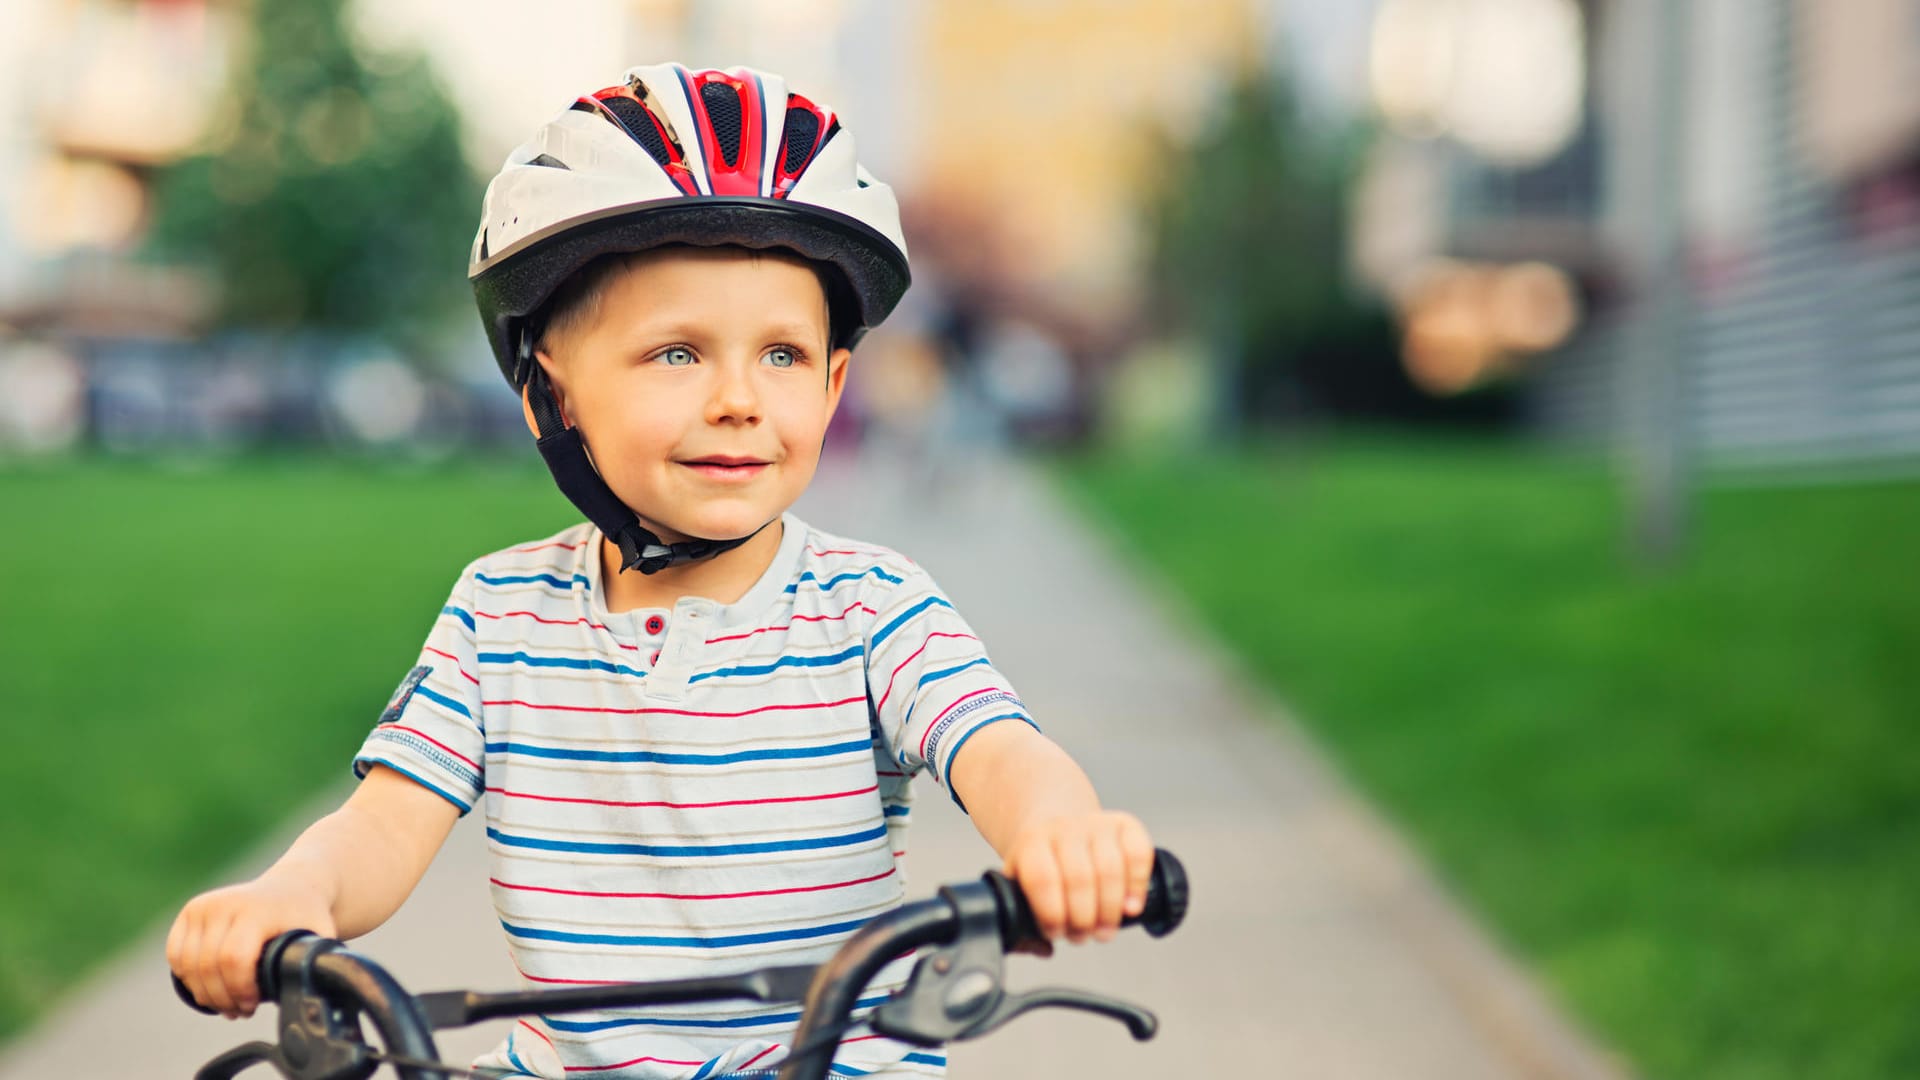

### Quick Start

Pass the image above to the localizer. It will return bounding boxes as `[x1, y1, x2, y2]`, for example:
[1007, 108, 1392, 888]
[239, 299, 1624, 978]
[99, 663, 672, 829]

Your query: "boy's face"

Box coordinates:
[531, 246, 850, 544]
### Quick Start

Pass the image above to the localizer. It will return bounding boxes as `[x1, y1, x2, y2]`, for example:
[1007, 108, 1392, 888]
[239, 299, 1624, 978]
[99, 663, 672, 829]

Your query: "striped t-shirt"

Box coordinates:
[353, 514, 1034, 1079]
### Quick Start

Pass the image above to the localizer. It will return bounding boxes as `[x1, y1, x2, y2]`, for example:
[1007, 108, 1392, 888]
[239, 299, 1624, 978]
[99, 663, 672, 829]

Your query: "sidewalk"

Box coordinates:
[0, 453, 1631, 1079]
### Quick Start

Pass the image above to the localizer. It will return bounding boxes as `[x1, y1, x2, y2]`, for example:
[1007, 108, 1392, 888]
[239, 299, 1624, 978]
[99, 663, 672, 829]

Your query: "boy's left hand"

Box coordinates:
[1003, 810, 1155, 946]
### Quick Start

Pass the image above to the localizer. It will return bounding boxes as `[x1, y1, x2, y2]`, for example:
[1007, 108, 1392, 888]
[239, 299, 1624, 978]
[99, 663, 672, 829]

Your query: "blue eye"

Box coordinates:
[658, 347, 695, 367]
[764, 348, 798, 368]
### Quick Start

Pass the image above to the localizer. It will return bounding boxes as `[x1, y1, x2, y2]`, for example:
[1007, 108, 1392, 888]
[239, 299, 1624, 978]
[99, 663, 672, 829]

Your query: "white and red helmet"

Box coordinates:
[469, 63, 911, 387]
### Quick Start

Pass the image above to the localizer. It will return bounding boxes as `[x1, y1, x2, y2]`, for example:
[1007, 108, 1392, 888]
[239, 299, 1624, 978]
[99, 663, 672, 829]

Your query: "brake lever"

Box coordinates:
[970, 986, 1157, 1041]
[869, 880, 1159, 1047]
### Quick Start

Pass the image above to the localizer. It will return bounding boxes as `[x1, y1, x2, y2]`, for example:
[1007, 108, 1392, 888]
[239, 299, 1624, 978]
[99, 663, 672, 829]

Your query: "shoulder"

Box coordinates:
[790, 520, 923, 594]
[787, 520, 953, 637]
[456, 522, 597, 593]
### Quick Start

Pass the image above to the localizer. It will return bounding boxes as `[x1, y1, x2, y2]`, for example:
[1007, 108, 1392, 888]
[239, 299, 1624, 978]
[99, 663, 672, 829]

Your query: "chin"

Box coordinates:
[658, 505, 780, 543]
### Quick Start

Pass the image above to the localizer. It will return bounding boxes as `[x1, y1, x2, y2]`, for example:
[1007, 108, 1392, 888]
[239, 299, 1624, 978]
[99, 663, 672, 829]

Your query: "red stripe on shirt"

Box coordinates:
[703, 599, 878, 645]
[481, 695, 864, 718]
[511, 538, 589, 553]
[917, 685, 1002, 763]
[373, 723, 480, 771]
[422, 646, 479, 684]
[877, 632, 980, 713]
[736, 1044, 781, 1071]
[485, 783, 878, 810]
[565, 1053, 704, 1072]
[472, 608, 642, 652]
[489, 866, 896, 901]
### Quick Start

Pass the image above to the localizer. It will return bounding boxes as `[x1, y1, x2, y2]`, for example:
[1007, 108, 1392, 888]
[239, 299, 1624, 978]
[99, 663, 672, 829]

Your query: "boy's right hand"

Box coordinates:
[166, 876, 336, 1018]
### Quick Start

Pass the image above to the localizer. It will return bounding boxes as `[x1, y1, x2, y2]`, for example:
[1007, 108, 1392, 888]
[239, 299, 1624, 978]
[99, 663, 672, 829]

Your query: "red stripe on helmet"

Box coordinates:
[582, 86, 699, 196]
[680, 67, 766, 197]
[773, 92, 836, 199]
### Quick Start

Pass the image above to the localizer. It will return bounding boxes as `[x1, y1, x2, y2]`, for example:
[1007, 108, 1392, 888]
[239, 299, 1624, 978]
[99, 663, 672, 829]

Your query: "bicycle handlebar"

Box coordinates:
[174, 849, 1188, 1080]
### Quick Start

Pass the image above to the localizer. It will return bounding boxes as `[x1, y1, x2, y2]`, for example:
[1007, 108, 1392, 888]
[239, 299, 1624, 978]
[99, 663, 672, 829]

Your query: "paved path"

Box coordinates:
[1, 454, 1630, 1079]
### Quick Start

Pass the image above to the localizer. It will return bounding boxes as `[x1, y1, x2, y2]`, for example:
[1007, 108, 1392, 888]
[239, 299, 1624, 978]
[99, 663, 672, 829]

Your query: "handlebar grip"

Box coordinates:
[172, 972, 218, 1016]
[1129, 848, 1189, 938]
[987, 847, 1189, 949]
[171, 929, 318, 1017]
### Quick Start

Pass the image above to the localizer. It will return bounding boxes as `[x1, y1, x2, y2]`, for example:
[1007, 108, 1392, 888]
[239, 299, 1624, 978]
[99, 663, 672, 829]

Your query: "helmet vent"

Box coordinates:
[599, 95, 673, 166]
[701, 82, 744, 167]
[527, 153, 570, 170]
[780, 107, 819, 175]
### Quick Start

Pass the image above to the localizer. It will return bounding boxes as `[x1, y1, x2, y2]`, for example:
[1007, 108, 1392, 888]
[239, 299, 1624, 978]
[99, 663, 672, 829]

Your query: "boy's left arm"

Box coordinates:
[948, 720, 1155, 945]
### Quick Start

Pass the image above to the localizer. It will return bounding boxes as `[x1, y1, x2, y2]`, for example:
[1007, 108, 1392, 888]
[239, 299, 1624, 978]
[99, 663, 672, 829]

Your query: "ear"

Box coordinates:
[822, 346, 852, 420]
[519, 348, 573, 438]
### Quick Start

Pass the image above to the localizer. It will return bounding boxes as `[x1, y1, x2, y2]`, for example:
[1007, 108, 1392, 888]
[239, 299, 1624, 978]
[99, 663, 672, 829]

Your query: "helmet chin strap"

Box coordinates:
[521, 334, 766, 575]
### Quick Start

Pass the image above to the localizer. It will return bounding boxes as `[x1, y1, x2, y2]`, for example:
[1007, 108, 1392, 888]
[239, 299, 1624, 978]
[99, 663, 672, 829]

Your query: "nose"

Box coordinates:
[704, 359, 762, 426]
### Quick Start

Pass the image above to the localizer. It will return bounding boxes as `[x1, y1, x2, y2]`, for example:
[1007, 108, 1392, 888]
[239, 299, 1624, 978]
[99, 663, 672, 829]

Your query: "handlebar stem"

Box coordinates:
[777, 896, 961, 1080]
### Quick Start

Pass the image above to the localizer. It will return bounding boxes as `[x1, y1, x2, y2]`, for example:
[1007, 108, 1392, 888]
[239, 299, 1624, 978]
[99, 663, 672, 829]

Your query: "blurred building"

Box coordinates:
[911, 0, 1259, 312]
[0, 0, 230, 337]
[1352, 0, 1920, 474]
[1, 0, 1275, 452]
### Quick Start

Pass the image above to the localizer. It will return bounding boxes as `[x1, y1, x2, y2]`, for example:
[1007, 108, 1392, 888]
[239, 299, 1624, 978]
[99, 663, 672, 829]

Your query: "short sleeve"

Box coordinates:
[865, 566, 1037, 810]
[353, 565, 486, 814]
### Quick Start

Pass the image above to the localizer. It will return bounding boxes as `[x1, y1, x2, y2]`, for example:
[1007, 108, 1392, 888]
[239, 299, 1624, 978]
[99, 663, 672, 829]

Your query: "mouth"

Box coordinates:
[678, 455, 772, 482]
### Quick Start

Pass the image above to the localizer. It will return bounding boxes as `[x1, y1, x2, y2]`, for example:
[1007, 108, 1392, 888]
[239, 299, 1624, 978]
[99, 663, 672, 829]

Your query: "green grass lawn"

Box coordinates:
[0, 455, 576, 1039]
[1059, 437, 1920, 1080]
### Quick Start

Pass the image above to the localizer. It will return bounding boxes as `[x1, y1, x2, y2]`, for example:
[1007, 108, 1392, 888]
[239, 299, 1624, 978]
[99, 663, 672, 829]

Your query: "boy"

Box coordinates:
[168, 63, 1154, 1079]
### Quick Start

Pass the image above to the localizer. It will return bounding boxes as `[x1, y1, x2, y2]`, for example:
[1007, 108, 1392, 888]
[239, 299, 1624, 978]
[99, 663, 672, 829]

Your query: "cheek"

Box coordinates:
[576, 390, 679, 463]
[774, 388, 835, 449]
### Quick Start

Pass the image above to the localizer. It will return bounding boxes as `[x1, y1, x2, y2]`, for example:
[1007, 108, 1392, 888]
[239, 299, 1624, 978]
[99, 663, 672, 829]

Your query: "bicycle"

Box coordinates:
[174, 849, 1189, 1080]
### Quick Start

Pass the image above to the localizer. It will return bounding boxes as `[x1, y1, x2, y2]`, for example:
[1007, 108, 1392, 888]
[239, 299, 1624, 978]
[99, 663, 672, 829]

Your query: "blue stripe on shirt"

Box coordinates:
[412, 684, 473, 720]
[476, 571, 590, 590]
[482, 737, 869, 766]
[441, 605, 475, 632]
[900, 657, 994, 730]
[485, 823, 888, 858]
[784, 567, 903, 594]
[478, 651, 647, 679]
[690, 645, 864, 684]
[501, 914, 873, 950]
[541, 994, 891, 1033]
[870, 594, 954, 649]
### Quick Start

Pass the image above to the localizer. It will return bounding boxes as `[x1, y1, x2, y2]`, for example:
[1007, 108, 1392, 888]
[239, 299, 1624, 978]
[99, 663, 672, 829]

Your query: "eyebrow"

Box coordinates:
[619, 320, 827, 349]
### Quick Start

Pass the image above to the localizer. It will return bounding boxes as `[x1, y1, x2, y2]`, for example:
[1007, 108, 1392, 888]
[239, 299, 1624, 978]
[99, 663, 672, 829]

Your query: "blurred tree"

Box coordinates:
[144, 0, 480, 358]
[1143, 71, 1512, 427]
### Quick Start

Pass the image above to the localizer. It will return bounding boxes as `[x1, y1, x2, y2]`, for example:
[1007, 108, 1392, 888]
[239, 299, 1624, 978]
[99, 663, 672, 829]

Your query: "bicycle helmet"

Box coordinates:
[469, 63, 911, 574]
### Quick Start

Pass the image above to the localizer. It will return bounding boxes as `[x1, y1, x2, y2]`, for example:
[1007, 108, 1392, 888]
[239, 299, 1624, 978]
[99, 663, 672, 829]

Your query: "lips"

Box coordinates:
[679, 455, 771, 482]
[681, 455, 769, 467]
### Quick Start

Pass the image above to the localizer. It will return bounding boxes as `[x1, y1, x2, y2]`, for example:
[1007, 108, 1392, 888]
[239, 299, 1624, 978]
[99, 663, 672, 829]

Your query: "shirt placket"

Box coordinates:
[645, 597, 714, 703]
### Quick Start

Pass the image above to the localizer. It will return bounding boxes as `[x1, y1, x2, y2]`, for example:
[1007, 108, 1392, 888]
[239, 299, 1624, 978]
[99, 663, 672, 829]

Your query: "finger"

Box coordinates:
[1053, 834, 1098, 944]
[176, 915, 211, 1009]
[1118, 815, 1155, 917]
[217, 923, 262, 1018]
[1089, 828, 1127, 942]
[165, 907, 189, 977]
[1015, 844, 1066, 942]
[205, 907, 247, 1006]
[194, 914, 237, 1016]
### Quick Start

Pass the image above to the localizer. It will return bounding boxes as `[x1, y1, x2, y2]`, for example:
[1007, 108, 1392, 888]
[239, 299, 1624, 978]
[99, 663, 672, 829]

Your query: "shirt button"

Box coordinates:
[650, 649, 661, 665]
[645, 615, 665, 635]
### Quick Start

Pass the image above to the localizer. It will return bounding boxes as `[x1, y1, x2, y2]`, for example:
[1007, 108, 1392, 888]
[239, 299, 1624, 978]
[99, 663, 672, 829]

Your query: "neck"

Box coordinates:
[598, 518, 784, 613]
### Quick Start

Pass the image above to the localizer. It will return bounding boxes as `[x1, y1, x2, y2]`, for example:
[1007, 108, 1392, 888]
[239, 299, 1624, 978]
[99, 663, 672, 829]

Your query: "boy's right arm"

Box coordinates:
[165, 764, 460, 1018]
